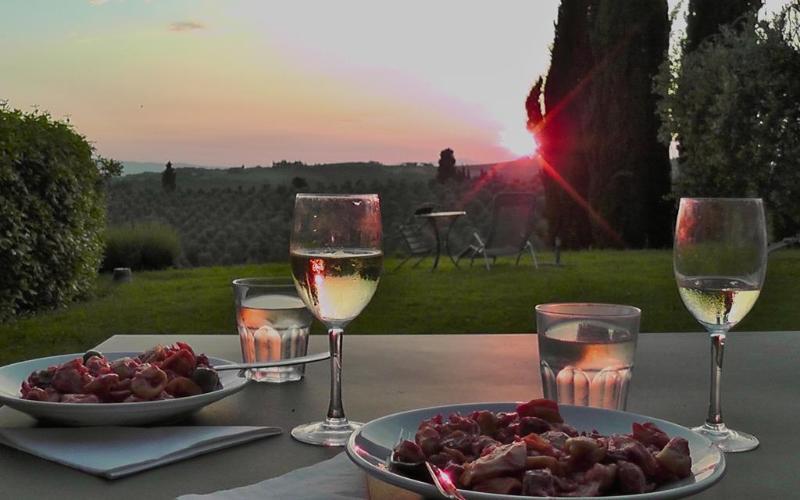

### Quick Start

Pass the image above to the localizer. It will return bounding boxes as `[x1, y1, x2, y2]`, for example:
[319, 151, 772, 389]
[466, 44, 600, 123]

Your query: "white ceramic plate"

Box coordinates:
[0, 352, 249, 426]
[347, 403, 725, 500]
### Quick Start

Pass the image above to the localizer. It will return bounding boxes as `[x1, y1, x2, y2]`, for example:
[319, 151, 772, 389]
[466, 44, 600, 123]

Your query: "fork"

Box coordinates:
[425, 461, 467, 500]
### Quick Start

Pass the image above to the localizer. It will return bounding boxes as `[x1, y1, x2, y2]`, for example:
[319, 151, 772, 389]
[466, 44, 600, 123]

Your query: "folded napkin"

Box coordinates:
[0, 426, 281, 479]
[178, 452, 367, 500]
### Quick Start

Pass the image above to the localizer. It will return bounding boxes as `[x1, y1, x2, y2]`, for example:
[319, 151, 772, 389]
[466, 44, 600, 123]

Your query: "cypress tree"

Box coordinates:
[525, 77, 544, 134]
[685, 0, 762, 52]
[583, 0, 672, 247]
[536, 0, 595, 249]
[436, 148, 457, 183]
[161, 160, 176, 193]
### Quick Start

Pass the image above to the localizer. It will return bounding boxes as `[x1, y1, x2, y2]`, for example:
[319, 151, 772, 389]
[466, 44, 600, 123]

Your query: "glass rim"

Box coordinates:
[231, 277, 294, 288]
[295, 193, 379, 199]
[679, 197, 763, 203]
[535, 303, 641, 318]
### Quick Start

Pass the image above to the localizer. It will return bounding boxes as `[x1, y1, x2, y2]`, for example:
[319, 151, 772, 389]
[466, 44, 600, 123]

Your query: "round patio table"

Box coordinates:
[414, 211, 466, 271]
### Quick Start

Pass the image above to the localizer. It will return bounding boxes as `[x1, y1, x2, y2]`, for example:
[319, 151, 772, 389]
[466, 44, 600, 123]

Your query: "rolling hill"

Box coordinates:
[116, 158, 540, 189]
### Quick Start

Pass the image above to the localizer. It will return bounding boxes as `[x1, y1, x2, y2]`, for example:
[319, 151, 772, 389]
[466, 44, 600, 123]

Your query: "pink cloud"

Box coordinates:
[168, 21, 206, 32]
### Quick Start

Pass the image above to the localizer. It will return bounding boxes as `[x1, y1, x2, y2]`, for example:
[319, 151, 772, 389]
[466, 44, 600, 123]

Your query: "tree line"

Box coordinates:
[527, 0, 797, 248]
[107, 175, 543, 267]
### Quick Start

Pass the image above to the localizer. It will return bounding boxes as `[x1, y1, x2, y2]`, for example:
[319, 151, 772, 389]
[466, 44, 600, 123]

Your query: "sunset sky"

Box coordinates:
[0, 1, 788, 166]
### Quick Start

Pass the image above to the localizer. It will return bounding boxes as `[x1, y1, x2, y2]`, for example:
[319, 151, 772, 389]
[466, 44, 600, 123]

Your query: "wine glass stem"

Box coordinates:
[327, 327, 345, 421]
[707, 332, 726, 426]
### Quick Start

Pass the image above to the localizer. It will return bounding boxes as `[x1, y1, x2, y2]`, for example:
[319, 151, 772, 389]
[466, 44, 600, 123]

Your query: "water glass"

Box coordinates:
[536, 303, 640, 410]
[232, 278, 313, 383]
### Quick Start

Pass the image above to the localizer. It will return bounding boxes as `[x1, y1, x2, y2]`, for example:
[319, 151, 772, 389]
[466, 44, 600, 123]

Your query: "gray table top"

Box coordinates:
[0, 332, 798, 499]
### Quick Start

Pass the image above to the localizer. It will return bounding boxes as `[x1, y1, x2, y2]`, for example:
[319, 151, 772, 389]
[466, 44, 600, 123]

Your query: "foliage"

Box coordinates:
[0, 104, 106, 321]
[3, 249, 800, 365]
[436, 148, 459, 183]
[102, 223, 181, 271]
[106, 172, 543, 267]
[655, 4, 800, 237]
[96, 156, 123, 180]
[685, 0, 762, 52]
[290, 176, 308, 190]
[525, 77, 544, 133]
[161, 161, 176, 193]
[532, 0, 595, 249]
[583, 0, 672, 247]
[530, 0, 671, 248]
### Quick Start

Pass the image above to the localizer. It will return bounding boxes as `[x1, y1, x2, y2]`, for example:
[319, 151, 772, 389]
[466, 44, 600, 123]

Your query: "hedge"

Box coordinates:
[102, 223, 181, 271]
[0, 105, 105, 320]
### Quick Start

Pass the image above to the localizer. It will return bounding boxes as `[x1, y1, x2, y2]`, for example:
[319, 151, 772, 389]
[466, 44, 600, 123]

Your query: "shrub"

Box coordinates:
[655, 5, 800, 237]
[102, 223, 181, 271]
[0, 104, 106, 321]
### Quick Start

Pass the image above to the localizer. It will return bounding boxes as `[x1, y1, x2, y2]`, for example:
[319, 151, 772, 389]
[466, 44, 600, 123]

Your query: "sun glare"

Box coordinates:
[499, 125, 539, 158]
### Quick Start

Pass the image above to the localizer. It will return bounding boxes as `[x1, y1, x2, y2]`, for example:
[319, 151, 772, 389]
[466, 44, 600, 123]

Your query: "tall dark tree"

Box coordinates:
[583, 0, 672, 247]
[534, 0, 595, 248]
[685, 0, 762, 52]
[525, 77, 544, 134]
[161, 160, 176, 193]
[436, 148, 458, 183]
[530, 0, 672, 248]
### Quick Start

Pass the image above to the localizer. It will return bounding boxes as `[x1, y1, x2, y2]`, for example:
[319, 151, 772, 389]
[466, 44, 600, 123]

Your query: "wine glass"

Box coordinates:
[673, 198, 767, 452]
[289, 193, 383, 446]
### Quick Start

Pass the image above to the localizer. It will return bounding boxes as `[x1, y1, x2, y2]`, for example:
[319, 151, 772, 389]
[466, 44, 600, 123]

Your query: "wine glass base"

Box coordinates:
[291, 418, 363, 447]
[693, 422, 759, 453]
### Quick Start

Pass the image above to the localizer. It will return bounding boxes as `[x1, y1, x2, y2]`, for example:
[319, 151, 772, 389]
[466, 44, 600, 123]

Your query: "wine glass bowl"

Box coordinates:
[289, 193, 382, 446]
[674, 197, 767, 452]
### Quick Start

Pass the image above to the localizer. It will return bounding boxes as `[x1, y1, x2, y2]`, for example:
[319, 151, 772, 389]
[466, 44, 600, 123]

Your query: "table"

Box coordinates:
[415, 211, 466, 271]
[0, 332, 798, 499]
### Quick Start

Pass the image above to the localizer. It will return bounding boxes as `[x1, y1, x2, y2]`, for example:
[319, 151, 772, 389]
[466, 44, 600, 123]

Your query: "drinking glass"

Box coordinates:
[289, 193, 383, 446]
[232, 278, 313, 383]
[674, 197, 767, 452]
[536, 303, 640, 410]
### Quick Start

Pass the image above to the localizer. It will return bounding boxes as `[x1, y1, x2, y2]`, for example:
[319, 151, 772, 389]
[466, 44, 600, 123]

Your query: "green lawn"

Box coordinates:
[2, 249, 799, 365]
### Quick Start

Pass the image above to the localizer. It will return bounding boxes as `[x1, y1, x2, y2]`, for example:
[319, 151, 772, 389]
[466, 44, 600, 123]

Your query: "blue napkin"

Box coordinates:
[0, 426, 281, 479]
[178, 452, 369, 500]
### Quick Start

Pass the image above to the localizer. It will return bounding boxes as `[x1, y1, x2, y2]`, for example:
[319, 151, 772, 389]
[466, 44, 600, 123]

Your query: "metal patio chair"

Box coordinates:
[393, 222, 434, 271]
[457, 192, 539, 270]
[768, 233, 800, 254]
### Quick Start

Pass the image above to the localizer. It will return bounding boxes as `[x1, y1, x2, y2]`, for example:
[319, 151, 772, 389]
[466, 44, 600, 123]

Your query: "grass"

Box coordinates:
[1, 249, 799, 365]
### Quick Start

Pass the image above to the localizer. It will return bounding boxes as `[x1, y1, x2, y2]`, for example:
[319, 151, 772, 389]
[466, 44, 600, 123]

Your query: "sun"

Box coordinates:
[499, 126, 539, 158]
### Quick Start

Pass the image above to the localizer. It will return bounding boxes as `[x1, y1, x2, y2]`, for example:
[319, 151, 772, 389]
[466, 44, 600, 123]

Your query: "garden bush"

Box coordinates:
[0, 104, 106, 321]
[655, 5, 800, 237]
[102, 223, 181, 271]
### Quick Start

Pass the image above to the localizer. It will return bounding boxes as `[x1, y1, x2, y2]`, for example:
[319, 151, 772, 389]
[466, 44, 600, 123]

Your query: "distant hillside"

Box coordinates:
[463, 157, 541, 181]
[116, 158, 539, 189]
[121, 161, 226, 176]
[114, 162, 437, 190]
[107, 158, 544, 266]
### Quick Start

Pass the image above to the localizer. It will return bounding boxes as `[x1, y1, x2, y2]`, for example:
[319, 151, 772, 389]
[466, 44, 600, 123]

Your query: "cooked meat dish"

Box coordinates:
[391, 399, 692, 497]
[20, 342, 222, 403]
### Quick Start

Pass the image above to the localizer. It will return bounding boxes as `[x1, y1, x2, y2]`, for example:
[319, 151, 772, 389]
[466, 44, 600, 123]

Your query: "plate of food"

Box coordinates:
[346, 399, 725, 499]
[0, 342, 249, 426]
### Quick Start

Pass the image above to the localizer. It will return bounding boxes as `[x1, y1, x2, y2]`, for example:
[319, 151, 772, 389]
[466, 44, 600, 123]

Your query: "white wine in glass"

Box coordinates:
[674, 198, 767, 453]
[290, 249, 383, 327]
[289, 194, 382, 446]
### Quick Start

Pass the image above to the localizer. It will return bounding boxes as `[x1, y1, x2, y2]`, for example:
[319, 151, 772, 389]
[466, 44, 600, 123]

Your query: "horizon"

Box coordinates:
[1, 0, 789, 167]
[1, 0, 559, 166]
